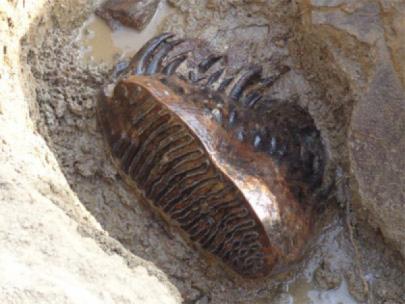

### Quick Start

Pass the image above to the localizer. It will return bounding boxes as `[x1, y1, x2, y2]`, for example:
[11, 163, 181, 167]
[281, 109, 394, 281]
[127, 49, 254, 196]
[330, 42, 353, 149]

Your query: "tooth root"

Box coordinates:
[130, 32, 175, 75]
[253, 135, 262, 149]
[198, 54, 224, 73]
[228, 110, 237, 127]
[211, 108, 222, 124]
[189, 70, 198, 82]
[144, 43, 171, 75]
[243, 92, 262, 108]
[162, 54, 188, 75]
[188, 72, 206, 84]
[312, 155, 321, 175]
[206, 68, 224, 86]
[228, 67, 262, 101]
[145, 39, 185, 75]
[236, 129, 245, 142]
[112, 60, 130, 78]
[217, 77, 234, 92]
[277, 144, 287, 158]
[269, 137, 277, 155]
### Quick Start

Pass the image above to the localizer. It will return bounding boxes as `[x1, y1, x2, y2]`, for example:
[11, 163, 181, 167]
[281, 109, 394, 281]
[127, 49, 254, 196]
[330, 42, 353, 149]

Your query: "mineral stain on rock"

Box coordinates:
[96, 0, 160, 30]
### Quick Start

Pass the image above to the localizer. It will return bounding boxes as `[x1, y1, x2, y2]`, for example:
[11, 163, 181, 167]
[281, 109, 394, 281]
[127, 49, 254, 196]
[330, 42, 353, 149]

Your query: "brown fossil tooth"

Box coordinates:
[243, 91, 262, 108]
[228, 67, 262, 101]
[98, 33, 326, 279]
[162, 54, 188, 75]
[97, 74, 314, 279]
[198, 54, 224, 73]
[145, 39, 186, 75]
[206, 68, 225, 86]
[129, 32, 175, 75]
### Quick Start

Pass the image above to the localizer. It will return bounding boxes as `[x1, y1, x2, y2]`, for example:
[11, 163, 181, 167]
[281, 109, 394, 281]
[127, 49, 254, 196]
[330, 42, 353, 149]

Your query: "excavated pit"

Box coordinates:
[1, 0, 404, 303]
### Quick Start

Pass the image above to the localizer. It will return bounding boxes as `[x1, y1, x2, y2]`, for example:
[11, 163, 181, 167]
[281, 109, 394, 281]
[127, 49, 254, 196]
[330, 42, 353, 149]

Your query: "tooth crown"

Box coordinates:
[97, 33, 325, 278]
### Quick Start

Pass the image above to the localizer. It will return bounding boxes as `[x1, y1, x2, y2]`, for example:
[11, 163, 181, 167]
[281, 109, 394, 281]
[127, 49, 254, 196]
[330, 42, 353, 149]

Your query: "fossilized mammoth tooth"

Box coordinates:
[97, 32, 326, 279]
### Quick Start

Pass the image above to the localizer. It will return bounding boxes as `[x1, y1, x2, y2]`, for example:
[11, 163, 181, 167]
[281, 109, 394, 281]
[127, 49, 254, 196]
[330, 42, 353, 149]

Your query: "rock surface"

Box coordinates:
[0, 165, 179, 304]
[96, 0, 160, 30]
[297, 0, 405, 258]
[0, 1, 180, 303]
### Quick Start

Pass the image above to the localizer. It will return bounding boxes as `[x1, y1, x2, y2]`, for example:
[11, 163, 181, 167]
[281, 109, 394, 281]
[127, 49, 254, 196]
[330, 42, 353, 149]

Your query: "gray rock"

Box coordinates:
[96, 0, 160, 30]
[301, 0, 405, 258]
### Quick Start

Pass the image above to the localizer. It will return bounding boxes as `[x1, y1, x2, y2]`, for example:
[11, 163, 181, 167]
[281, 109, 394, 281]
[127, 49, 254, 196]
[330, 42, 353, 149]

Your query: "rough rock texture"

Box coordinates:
[294, 0, 405, 258]
[96, 0, 160, 30]
[165, 0, 405, 260]
[0, 166, 180, 304]
[1, 0, 404, 303]
[0, 1, 180, 303]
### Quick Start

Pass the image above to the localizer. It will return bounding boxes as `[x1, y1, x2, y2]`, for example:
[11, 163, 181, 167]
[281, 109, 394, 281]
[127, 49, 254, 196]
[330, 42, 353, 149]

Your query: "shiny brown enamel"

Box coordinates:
[97, 74, 313, 278]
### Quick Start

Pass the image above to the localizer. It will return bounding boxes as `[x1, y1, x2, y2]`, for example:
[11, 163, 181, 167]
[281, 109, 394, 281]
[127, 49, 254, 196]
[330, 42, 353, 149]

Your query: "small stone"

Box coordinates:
[211, 108, 222, 123]
[74, 157, 98, 177]
[314, 260, 341, 290]
[96, 0, 160, 31]
[274, 38, 286, 48]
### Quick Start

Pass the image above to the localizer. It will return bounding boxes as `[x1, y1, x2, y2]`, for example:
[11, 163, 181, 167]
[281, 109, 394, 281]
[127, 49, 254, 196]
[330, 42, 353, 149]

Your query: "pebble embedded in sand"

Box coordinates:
[96, 0, 160, 31]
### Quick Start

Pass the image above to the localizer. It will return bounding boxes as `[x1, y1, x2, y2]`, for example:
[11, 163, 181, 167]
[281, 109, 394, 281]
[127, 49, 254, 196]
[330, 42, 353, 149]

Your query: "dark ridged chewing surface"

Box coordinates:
[99, 77, 273, 277]
[98, 33, 326, 279]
